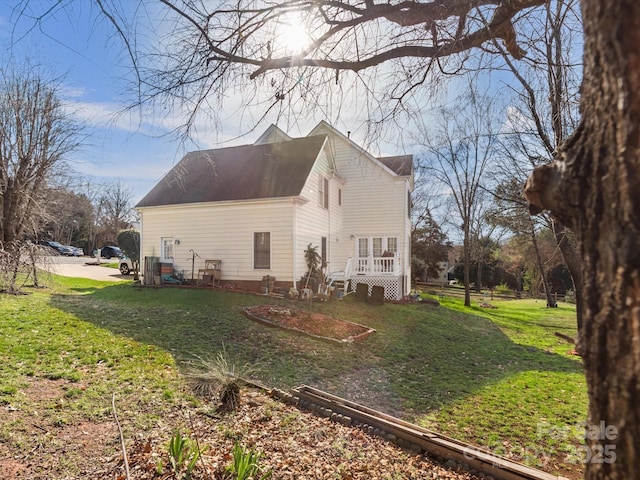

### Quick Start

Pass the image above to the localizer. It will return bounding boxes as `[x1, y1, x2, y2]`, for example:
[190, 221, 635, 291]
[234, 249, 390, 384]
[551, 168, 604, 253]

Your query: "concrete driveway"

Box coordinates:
[42, 256, 130, 282]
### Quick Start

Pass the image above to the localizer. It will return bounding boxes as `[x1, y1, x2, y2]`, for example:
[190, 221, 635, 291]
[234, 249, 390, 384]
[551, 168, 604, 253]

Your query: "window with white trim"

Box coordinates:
[358, 238, 369, 258]
[318, 175, 329, 209]
[357, 236, 398, 257]
[387, 237, 398, 254]
[254, 232, 271, 269]
[373, 237, 384, 257]
[161, 237, 174, 262]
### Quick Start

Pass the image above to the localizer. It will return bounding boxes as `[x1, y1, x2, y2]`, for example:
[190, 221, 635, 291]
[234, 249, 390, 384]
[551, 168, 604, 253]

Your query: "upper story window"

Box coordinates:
[318, 175, 329, 209]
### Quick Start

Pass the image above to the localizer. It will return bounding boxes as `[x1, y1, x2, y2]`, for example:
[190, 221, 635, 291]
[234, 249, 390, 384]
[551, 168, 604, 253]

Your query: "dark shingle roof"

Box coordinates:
[378, 155, 413, 176]
[136, 135, 327, 208]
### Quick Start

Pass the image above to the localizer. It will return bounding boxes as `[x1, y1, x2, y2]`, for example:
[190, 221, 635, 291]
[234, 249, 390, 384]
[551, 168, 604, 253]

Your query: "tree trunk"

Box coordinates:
[525, 1, 640, 477]
[463, 230, 471, 307]
[530, 221, 556, 308]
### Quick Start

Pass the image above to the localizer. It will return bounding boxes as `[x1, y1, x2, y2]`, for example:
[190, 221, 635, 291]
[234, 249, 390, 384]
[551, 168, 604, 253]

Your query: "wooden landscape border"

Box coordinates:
[242, 306, 376, 345]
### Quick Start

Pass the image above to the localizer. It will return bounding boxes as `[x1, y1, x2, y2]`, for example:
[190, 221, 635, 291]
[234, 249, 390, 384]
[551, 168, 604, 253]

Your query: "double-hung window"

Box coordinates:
[318, 175, 329, 209]
[254, 232, 271, 269]
[161, 237, 174, 262]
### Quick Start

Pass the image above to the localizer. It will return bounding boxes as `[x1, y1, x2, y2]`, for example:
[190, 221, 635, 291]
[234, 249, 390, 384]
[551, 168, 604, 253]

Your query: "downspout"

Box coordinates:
[404, 178, 411, 296]
[328, 184, 331, 273]
[137, 209, 144, 284]
[292, 199, 298, 289]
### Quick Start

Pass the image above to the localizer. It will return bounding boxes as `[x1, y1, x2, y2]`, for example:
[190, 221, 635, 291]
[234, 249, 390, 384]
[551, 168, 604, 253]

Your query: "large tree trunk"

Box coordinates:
[530, 222, 557, 308]
[525, 1, 640, 477]
[463, 228, 471, 307]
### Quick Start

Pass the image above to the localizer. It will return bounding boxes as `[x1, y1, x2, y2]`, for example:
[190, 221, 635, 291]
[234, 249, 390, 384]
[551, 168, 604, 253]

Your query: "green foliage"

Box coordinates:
[303, 243, 321, 274]
[167, 429, 204, 479]
[116, 229, 140, 263]
[226, 442, 272, 480]
[411, 209, 451, 281]
[1, 275, 585, 476]
[494, 282, 512, 295]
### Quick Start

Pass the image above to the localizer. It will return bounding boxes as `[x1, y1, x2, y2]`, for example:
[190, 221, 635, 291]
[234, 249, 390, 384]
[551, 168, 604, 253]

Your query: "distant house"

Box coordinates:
[427, 261, 450, 285]
[135, 121, 414, 299]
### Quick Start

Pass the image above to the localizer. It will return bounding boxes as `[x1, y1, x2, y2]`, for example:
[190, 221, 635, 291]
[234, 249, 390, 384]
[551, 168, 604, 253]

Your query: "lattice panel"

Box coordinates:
[350, 276, 401, 300]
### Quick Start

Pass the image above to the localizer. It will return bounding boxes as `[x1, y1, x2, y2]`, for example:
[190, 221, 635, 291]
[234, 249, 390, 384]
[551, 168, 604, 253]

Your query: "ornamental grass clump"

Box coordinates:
[184, 347, 258, 411]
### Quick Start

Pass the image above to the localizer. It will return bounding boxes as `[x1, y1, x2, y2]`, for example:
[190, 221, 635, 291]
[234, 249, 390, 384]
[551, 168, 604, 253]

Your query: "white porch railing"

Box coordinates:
[355, 255, 401, 275]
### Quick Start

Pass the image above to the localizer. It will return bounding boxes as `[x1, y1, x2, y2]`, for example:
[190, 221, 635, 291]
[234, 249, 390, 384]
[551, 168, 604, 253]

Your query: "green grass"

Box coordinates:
[0, 276, 587, 477]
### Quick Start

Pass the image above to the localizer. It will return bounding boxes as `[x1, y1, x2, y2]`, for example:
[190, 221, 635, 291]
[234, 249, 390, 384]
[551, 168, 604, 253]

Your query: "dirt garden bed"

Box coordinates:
[243, 305, 375, 344]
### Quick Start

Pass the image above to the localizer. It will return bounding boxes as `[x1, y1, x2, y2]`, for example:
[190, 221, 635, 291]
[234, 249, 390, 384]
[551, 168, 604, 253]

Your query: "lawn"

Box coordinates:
[0, 275, 587, 478]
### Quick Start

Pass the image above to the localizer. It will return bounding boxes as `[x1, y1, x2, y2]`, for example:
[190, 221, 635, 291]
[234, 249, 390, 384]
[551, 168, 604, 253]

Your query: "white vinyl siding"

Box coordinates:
[293, 149, 343, 280]
[138, 122, 412, 296]
[138, 200, 294, 281]
[308, 123, 412, 296]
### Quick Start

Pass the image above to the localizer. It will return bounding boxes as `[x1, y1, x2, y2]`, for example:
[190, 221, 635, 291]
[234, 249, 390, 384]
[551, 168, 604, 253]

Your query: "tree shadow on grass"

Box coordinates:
[49, 284, 584, 420]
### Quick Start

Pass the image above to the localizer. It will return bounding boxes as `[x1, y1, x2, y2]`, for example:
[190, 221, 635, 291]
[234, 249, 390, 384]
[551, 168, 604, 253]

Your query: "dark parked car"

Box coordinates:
[38, 240, 74, 256]
[91, 246, 125, 259]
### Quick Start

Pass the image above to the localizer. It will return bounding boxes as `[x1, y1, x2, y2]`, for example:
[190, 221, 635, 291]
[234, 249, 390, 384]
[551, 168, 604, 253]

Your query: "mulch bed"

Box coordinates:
[243, 305, 375, 343]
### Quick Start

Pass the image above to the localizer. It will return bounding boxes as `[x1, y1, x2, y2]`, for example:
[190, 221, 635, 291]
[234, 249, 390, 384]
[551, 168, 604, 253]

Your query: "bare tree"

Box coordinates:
[0, 67, 81, 245]
[523, 2, 640, 477]
[11, 1, 640, 476]
[68, 0, 544, 139]
[418, 88, 498, 306]
[96, 179, 135, 245]
[0, 67, 81, 292]
[491, 0, 584, 313]
[102, 2, 640, 472]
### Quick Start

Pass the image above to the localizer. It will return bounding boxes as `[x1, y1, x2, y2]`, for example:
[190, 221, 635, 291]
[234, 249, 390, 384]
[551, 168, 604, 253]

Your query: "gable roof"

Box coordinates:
[308, 121, 413, 181]
[136, 135, 327, 208]
[254, 124, 293, 145]
[378, 155, 413, 177]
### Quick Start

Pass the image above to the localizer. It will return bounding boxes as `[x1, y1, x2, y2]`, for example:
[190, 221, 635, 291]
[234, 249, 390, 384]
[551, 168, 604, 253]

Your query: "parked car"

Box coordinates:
[119, 257, 133, 275]
[38, 240, 74, 256]
[69, 246, 84, 256]
[91, 246, 125, 259]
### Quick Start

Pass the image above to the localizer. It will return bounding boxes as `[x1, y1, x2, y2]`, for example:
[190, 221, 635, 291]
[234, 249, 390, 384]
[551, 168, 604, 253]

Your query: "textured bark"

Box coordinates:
[525, 1, 640, 477]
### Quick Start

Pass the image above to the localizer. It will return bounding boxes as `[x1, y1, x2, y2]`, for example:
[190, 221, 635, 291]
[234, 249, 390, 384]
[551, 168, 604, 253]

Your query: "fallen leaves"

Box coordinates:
[103, 388, 481, 480]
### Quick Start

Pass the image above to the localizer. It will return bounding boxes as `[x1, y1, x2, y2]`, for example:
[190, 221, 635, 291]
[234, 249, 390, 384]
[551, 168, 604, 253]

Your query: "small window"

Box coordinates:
[254, 232, 271, 269]
[161, 237, 174, 262]
[338, 188, 342, 206]
[318, 175, 329, 209]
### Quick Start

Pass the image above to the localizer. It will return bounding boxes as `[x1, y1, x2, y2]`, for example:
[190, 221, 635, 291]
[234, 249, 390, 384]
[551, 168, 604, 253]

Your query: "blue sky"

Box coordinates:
[0, 1, 189, 203]
[0, 1, 553, 224]
[0, 2, 420, 205]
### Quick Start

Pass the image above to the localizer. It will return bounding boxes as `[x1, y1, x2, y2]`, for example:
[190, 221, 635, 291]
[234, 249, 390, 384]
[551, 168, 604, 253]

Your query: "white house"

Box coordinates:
[135, 121, 414, 300]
